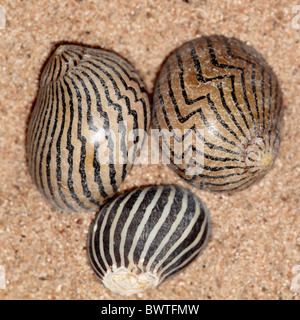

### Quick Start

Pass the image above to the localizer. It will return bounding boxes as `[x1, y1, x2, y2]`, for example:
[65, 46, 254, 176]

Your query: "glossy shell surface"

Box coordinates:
[27, 44, 150, 211]
[87, 185, 211, 296]
[153, 35, 283, 192]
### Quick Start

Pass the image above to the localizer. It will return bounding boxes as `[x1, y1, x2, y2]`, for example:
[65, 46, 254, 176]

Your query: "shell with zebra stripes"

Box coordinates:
[87, 185, 211, 296]
[153, 35, 283, 192]
[27, 44, 150, 212]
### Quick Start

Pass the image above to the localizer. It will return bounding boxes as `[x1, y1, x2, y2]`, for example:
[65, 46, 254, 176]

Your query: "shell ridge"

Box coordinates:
[158, 203, 209, 281]
[85, 59, 138, 171]
[146, 187, 188, 271]
[138, 187, 176, 270]
[61, 77, 93, 210]
[127, 187, 164, 271]
[31, 86, 52, 190]
[160, 220, 210, 283]
[36, 85, 56, 204]
[108, 192, 136, 269]
[119, 188, 149, 268]
[205, 37, 257, 134]
[64, 74, 100, 206]
[90, 204, 113, 277]
[79, 65, 118, 192]
[161, 67, 246, 153]
[98, 197, 121, 272]
[153, 192, 199, 274]
[53, 80, 77, 211]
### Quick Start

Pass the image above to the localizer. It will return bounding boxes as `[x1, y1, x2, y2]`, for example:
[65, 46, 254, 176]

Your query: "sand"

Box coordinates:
[0, 0, 299, 300]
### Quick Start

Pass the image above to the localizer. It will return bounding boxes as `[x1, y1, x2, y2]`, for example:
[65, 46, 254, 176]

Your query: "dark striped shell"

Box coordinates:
[87, 185, 211, 296]
[27, 44, 150, 212]
[153, 35, 283, 192]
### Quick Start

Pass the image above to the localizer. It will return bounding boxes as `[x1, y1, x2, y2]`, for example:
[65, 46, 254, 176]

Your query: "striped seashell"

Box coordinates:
[153, 35, 283, 192]
[27, 44, 150, 212]
[87, 185, 211, 296]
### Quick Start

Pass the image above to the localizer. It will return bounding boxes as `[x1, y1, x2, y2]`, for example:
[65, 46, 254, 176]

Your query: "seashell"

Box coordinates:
[27, 44, 150, 211]
[153, 35, 283, 192]
[87, 185, 211, 296]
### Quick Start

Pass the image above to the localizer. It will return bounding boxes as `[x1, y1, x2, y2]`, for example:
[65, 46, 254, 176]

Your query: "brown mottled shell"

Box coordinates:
[27, 44, 151, 211]
[153, 35, 283, 192]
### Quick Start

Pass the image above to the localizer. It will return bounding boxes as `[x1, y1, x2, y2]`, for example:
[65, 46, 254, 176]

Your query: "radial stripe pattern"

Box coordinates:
[87, 185, 211, 296]
[27, 44, 150, 211]
[153, 35, 283, 192]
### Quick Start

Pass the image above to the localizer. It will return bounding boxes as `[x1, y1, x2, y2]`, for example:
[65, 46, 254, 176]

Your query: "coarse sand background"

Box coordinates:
[0, 0, 299, 300]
